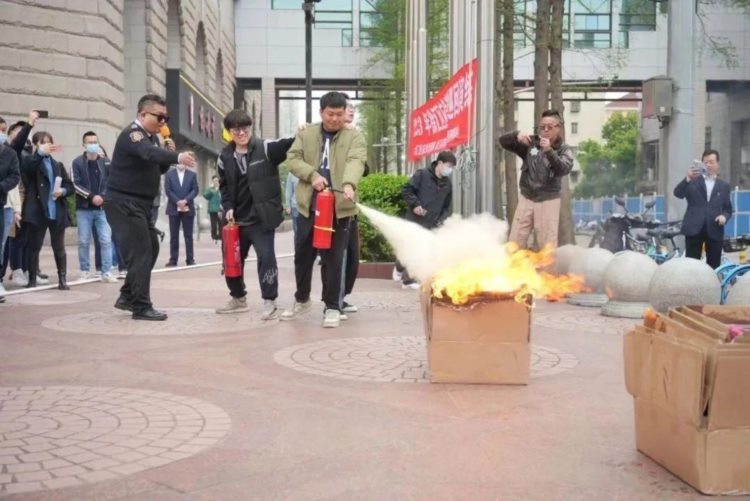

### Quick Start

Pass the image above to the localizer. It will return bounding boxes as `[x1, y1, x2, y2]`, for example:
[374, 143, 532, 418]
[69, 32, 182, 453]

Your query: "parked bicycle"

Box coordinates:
[718, 235, 750, 303]
[590, 197, 657, 253]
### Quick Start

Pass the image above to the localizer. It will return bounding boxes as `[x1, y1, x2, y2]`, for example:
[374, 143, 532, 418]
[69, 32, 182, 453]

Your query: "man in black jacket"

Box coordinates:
[105, 94, 196, 321]
[397, 150, 455, 288]
[500, 109, 574, 249]
[215, 109, 294, 319]
[673, 149, 733, 269]
[72, 131, 118, 283]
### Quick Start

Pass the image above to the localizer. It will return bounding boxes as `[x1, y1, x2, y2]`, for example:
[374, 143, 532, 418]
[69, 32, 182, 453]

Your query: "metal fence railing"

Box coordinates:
[573, 189, 750, 238]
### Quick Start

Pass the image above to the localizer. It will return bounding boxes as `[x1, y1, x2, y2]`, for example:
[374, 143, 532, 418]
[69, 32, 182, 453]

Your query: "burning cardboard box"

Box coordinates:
[623, 306, 750, 495]
[421, 245, 584, 385]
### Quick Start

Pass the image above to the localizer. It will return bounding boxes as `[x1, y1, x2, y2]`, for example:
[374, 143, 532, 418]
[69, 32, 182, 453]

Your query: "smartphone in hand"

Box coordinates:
[692, 159, 707, 176]
[35, 110, 49, 118]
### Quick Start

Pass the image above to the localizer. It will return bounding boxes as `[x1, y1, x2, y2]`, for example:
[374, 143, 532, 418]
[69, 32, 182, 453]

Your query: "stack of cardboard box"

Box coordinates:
[421, 290, 532, 384]
[624, 305, 750, 495]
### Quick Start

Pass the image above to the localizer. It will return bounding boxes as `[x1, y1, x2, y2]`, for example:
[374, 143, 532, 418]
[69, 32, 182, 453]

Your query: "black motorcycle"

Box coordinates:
[590, 197, 660, 253]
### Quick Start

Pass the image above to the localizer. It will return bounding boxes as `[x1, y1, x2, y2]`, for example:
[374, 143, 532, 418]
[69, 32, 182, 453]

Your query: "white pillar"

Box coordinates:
[663, 0, 696, 221]
[475, 0, 496, 215]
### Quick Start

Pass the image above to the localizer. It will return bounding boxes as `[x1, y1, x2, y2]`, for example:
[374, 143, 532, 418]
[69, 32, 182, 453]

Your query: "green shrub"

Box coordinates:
[357, 173, 409, 262]
[65, 194, 77, 227]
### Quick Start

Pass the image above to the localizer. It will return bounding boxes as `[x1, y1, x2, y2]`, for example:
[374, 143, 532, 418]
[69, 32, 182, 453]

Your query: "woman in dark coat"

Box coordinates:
[21, 131, 74, 289]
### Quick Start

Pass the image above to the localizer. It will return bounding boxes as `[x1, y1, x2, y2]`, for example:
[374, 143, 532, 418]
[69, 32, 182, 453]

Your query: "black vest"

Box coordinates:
[219, 137, 283, 231]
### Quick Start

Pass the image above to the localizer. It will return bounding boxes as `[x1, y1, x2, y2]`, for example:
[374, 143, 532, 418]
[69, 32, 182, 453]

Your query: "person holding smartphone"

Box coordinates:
[499, 109, 575, 250]
[673, 149, 733, 269]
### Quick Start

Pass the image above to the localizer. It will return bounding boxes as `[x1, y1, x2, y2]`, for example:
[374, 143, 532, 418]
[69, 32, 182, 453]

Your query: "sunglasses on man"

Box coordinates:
[145, 112, 170, 124]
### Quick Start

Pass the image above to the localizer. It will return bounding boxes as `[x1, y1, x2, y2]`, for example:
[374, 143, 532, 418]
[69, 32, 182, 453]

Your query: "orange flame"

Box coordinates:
[431, 243, 585, 305]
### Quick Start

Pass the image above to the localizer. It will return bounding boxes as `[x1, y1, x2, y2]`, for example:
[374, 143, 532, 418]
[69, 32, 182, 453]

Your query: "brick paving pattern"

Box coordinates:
[0, 386, 230, 496]
[273, 336, 578, 383]
[533, 307, 639, 334]
[40, 308, 270, 336]
[5, 290, 101, 307]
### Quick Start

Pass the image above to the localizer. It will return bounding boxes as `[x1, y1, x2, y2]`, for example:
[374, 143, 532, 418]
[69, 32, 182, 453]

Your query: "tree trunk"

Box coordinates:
[494, 0, 505, 218]
[533, 0, 551, 120]
[502, 0, 518, 222]
[549, 0, 574, 245]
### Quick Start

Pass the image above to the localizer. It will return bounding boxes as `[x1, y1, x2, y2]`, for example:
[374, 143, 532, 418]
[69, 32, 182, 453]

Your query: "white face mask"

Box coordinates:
[441, 164, 454, 177]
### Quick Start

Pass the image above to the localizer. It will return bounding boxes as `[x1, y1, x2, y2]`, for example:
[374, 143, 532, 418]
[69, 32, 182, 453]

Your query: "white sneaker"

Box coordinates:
[0, 281, 6, 295]
[340, 312, 348, 321]
[323, 309, 341, 328]
[341, 302, 358, 313]
[118, 270, 127, 279]
[261, 300, 278, 320]
[216, 297, 249, 314]
[402, 282, 420, 290]
[37, 274, 49, 285]
[101, 273, 119, 284]
[94, 271, 102, 278]
[280, 300, 312, 321]
[392, 267, 402, 282]
[12, 271, 27, 287]
[79, 271, 91, 280]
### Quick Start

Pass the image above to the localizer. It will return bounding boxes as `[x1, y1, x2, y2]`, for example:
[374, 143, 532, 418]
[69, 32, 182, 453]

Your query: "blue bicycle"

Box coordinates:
[718, 236, 750, 303]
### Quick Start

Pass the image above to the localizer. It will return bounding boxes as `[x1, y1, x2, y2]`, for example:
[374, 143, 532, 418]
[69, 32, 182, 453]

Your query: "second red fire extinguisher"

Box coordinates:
[313, 189, 335, 250]
[223, 223, 242, 277]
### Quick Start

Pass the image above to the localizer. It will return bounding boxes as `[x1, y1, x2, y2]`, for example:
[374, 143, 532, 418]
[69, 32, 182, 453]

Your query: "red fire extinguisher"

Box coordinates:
[313, 189, 335, 250]
[223, 223, 242, 277]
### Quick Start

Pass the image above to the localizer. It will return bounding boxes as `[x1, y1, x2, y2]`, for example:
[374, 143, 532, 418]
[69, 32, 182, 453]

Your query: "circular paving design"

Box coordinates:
[273, 336, 578, 383]
[6, 291, 101, 307]
[533, 308, 639, 334]
[41, 308, 269, 336]
[0, 386, 230, 496]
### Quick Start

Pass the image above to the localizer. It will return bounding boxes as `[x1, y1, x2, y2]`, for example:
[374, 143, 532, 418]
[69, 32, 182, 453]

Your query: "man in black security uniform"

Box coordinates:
[105, 94, 196, 321]
[214, 109, 294, 319]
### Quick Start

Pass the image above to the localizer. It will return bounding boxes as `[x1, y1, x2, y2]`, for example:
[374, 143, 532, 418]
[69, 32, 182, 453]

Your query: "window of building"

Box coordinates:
[514, 1, 571, 48]
[619, 0, 656, 47]
[570, 100, 581, 113]
[571, 122, 579, 134]
[572, 0, 612, 48]
[215, 50, 224, 105]
[315, 0, 353, 29]
[195, 22, 208, 91]
[271, 0, 300, 9]
[705, 126, 712, 151]
[360, 0, 384, 47]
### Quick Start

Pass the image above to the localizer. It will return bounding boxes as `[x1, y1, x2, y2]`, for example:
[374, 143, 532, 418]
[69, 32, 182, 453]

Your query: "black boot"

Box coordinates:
[26, 256, 38, 288]
[55, 254, 70, 291]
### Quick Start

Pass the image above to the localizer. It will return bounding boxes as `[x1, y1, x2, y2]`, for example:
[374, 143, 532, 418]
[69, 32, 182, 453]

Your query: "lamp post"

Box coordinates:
[303, 0, 320, 123]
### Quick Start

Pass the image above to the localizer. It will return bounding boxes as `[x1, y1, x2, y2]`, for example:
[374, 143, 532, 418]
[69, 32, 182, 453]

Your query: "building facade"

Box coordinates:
[0, 0, 236, 190]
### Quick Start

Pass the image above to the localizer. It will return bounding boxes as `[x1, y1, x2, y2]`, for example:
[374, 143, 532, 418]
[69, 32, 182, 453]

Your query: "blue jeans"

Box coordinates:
[77, 209, 113, 274]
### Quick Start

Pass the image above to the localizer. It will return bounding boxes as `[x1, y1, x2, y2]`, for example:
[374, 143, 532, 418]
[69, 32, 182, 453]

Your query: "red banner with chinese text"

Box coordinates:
[407, 59, 477, 162]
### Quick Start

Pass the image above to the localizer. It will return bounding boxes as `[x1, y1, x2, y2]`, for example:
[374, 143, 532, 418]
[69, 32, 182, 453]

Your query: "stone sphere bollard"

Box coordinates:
[569, 247, 614, 293]
[648, 258, 721, 312]
[554, 244, 585, 275]
[603, 251, 658, 302]
[601, 251, 659, 318]
[567, 247, 614, 306]
[726, 274, 750, 305]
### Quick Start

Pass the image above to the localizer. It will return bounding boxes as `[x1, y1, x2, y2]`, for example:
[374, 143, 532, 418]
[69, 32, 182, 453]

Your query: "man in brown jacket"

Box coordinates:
[280, 92, 367, 328]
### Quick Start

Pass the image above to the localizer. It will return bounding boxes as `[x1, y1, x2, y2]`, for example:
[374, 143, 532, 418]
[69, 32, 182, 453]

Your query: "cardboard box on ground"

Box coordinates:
[420, 290, 531, 384]
[623, 305, 750, 495]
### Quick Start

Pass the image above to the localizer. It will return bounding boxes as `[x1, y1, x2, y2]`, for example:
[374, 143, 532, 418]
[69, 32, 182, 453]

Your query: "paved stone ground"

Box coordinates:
[0, 231, 712, 499]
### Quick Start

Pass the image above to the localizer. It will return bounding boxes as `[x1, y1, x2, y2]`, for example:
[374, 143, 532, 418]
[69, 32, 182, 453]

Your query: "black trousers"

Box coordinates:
[295, 213, 351, 310]
[105, 195, 159, 312]
[343, 217, 360, 296]
[168, 213, 195, 264]
[226, 224, 278, 300]
[26, 220, 66, 282]
[685, 227, 723, 269]
[209, 212, 222, 241]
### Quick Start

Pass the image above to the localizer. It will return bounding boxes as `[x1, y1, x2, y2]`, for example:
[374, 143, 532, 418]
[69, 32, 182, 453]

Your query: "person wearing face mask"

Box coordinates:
[71, 131, 117, 283]
[674, 149, 733, 269]
[396, 150, 456, 289]
[105, 94, 196, 321]
[500, 109, 575, 250]
[21, 131, 73, 290]
[164, 155, 199, 267]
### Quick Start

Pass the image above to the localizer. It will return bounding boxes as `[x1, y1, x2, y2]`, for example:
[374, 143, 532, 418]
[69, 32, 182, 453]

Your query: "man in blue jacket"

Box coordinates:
[72, 131, 118, 283]
[164, 158, 199, 266]
[673, 149, 733, 269]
